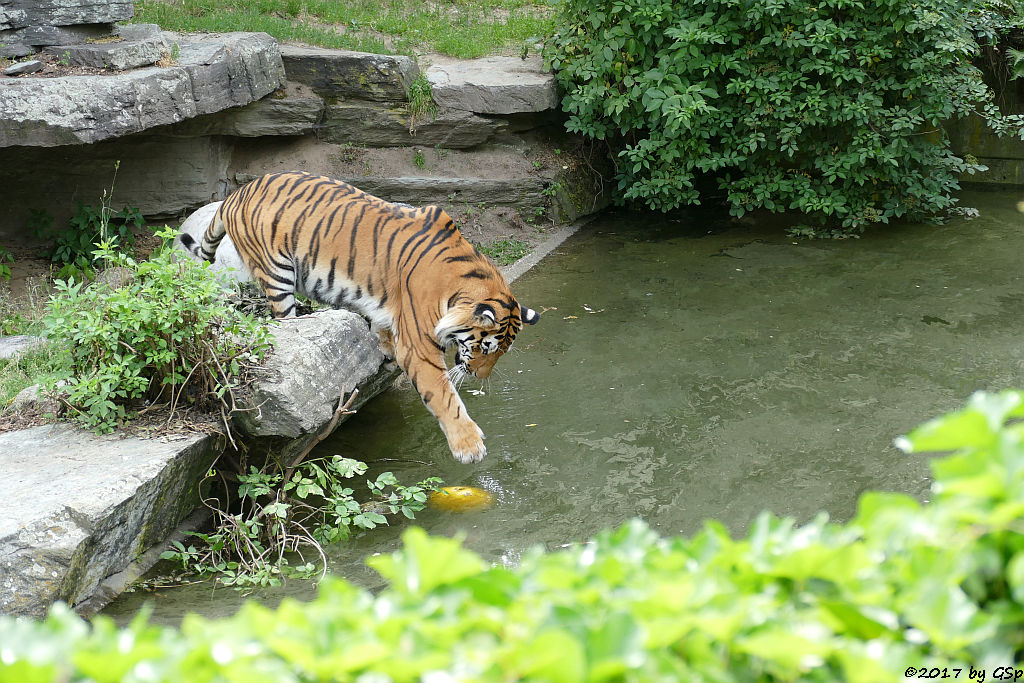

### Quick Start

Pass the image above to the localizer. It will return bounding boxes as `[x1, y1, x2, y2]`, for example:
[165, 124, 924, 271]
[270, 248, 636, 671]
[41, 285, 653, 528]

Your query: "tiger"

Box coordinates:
[178, 171, 539, 464]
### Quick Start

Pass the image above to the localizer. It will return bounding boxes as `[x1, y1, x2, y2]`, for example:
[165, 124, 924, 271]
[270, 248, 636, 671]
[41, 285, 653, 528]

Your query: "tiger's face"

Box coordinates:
[438, 300, 540, 380]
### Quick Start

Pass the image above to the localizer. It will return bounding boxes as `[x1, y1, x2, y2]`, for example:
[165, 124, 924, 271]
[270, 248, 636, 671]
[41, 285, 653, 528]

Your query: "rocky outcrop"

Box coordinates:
[233, 310, 400, 459]
[0, 425, 221, 617]
[0, 31, 284, 146]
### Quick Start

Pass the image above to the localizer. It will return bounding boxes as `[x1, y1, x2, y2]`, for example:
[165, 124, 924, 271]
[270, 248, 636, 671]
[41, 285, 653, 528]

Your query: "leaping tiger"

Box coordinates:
[179, 171, 539, 463]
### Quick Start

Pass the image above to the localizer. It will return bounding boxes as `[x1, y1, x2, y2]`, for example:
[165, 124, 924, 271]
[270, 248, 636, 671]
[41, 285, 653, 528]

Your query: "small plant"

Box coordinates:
[59, 50, 71, 67]
[42, 227, 272, 433]
[406, 73, 436, 133]
[0, 245, 12, 282]
[412, 147, 426, 168]
[33, 162, 145, 269]
[162, 419, 442, 589]
[477, 237, 530, 265]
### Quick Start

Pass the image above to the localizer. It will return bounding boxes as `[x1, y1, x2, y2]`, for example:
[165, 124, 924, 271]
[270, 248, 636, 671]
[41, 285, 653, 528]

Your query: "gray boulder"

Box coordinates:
[426, 55, 558, 115]
[233, 310, 396, 448]
[0, 425, 220, 617]
[280, 45, 417, 102]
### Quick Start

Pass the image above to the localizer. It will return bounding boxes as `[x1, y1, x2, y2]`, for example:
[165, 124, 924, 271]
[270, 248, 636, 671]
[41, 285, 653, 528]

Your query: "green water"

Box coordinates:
[102, 192, 1024, 623]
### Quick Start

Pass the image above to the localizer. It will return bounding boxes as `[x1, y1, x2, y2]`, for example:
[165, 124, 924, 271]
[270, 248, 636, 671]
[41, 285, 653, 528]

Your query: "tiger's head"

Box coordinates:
[436, 297, 540, 380]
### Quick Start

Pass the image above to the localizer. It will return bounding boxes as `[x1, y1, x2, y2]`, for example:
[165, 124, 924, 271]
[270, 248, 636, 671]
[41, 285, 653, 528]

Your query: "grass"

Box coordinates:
[0, 284, 59, 410]
[132, 0, 558, 59]
[477, 237, 530, 265]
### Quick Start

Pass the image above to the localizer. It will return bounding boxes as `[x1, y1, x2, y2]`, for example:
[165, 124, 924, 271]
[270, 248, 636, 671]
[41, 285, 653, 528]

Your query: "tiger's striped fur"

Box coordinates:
[179, 171, 539, 463]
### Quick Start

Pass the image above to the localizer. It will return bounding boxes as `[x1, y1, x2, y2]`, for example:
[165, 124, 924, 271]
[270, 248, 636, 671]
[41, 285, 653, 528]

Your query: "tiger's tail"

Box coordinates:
[178, 210, 227, 263]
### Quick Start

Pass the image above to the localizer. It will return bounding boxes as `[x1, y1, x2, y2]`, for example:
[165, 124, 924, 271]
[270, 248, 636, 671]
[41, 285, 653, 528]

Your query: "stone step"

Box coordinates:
[0, 424, 221, 617]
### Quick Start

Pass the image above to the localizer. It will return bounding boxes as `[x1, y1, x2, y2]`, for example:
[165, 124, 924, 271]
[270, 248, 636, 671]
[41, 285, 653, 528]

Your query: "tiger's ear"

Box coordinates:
[521, 306, 540, 325]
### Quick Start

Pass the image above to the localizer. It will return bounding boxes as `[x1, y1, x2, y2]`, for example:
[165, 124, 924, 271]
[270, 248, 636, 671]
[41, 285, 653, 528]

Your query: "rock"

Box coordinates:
[3, 58, 42, 76]
[0, 42, 32, 58]
[425, 56, 559, 115]
[172, 201, 253, 284]
[115, 23, 162, 42]
[168, 84, 324, 138]
[232, 310, 398, 454]
[0, 424, 221, 617]
[45, 34, 168, 71]
[280, 45, 418, 102]
[0, 31, 284, 147]
[319, 102, 505, 149]
[332, 175, 549, 212]
[10, 383, 60, 415]
[0, 0, 133, 31]
[1, 23, 117, 51]
[0, 334, 46, 359]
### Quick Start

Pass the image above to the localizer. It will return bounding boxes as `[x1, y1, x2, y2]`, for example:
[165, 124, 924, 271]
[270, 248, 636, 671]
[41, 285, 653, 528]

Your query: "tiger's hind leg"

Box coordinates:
[253, 265, 298, 318]
[394, 339, 485, 463]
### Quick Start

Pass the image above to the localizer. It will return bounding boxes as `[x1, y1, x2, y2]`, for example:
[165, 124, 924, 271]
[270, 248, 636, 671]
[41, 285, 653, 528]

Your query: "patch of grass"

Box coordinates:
[0, 346, 62, 412]
[132, 0, 557, 59]
[477, 237, 530, 265]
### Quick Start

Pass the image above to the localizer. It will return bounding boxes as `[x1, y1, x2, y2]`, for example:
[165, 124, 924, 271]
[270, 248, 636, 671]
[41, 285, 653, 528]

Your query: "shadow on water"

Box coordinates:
[102, 190, 1024, 624]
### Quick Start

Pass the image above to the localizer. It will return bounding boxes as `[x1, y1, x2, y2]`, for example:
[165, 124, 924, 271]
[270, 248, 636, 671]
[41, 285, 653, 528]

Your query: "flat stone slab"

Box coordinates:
[0, 0, 133, 32]
[0, 31, 284, 147]
[280, 45, 417, 102]
[3, 59, 42, 76]
[425, 55, 558, 115]
[0, 424, 220, 617]
[45, 34, 168, 71]
[332, 175, 549, 211]
[319, 102, 505, 149]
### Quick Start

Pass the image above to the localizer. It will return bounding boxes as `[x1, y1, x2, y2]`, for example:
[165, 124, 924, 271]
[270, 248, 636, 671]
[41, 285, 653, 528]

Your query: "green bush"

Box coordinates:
[2, 390, 1024, 680]
[545, 0, 1024, 235]
[42, 228, 272, 433]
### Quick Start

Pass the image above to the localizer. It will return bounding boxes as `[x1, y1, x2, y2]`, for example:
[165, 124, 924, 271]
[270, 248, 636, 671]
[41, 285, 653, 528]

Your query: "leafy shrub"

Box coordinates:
[42, 228, 272, 433]
[3, 390, 1024, 680]
[545, 0, 1024, 235]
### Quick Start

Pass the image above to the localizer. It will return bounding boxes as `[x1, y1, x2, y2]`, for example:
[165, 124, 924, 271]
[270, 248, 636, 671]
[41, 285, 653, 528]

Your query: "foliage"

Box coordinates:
[163, 455, 441, 590]
[478, 237, 531, 264]
[545, 0, 1024, 236]
[133, 0, 556, 59]
[41, 228, 272, 433]
[406, 74, 436, 133]
[31, 162, 146, 272]
[3, 390, 1024, 680]
[0, 244, 12, 282]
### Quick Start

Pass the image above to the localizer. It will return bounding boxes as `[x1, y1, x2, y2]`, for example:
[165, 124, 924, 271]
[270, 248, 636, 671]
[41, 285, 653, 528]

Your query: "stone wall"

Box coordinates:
[1, 0, 133, 57]
[0, 42, 608, 242]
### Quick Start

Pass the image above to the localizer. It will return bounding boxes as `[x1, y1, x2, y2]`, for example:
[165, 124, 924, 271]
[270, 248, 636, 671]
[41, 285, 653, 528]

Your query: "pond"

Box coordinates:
[102, 190, 1024, 624]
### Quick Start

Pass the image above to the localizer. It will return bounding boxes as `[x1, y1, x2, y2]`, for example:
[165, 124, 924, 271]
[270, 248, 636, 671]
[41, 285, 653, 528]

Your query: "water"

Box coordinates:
[102, 191, 1024, 624]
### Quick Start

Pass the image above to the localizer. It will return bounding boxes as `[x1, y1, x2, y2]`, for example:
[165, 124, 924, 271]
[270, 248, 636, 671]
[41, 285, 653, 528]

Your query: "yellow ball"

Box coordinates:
[428, 486, 495, 512]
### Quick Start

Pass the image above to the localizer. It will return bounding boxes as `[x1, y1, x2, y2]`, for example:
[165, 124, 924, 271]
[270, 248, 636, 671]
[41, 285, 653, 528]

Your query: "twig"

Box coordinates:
[282, 390, 359, 487]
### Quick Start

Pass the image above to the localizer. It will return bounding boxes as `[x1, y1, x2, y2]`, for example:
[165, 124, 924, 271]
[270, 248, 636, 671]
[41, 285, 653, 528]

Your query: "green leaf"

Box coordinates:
[367, 527, 486, 596]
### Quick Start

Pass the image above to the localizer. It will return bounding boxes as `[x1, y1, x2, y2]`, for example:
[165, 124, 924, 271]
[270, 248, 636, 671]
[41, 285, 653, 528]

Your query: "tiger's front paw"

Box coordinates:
[446, 423, 487, 464]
